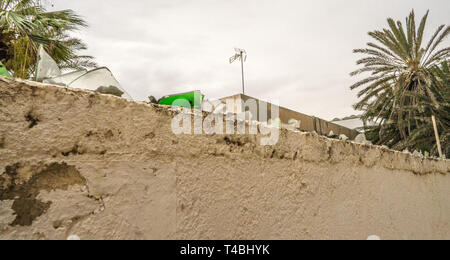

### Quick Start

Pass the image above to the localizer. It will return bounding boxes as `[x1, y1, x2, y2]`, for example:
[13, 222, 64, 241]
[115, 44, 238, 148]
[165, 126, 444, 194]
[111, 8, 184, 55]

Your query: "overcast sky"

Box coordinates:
[47, 0, 449, 120]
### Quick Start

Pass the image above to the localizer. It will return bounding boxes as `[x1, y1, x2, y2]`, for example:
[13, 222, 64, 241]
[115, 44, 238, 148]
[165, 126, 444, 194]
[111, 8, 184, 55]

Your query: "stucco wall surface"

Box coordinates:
[0, 77, 449, 240]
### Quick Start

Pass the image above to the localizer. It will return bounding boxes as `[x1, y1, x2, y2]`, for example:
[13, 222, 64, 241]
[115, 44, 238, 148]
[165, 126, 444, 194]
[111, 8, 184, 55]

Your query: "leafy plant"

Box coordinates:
[351, 10, 449, 157]
[0, 0, 96, 78]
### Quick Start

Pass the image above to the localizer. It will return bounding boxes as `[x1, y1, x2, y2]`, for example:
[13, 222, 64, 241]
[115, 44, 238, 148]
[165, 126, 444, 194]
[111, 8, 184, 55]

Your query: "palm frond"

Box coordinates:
[350, 10, 449, 157]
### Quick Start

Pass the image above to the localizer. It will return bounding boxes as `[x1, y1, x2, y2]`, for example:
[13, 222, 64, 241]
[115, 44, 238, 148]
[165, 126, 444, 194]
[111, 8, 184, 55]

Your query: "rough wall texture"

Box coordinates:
[0, 77, 449, 240]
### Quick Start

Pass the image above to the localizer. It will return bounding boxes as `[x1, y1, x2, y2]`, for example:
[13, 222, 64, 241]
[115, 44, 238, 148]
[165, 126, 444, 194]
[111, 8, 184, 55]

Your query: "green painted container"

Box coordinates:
[0, 61, 11, 78]
[158, 91, 204, 109]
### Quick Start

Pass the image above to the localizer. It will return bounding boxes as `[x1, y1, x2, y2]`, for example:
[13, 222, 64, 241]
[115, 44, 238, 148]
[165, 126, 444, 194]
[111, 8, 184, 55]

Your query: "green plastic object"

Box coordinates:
[158, 91, 204, 109]
[0, 61, 11, 78]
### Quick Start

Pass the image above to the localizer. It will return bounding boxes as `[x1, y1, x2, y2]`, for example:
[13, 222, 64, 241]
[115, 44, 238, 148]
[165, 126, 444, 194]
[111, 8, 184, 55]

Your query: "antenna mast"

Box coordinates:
[230, 48, 247, 95]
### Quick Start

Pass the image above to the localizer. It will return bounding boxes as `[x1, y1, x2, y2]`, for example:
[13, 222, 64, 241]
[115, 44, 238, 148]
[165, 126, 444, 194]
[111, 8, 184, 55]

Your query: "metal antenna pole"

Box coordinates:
[230, 48, 247, 95]
[241, 51, 245, 95]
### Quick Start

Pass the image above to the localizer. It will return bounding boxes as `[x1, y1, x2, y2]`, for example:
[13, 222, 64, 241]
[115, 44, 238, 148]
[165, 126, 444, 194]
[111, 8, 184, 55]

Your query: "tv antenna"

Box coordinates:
[229, 48, 247, 95]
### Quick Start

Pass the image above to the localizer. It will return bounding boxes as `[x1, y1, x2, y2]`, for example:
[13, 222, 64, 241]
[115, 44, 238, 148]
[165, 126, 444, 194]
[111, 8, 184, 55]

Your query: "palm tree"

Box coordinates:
[351, 10, 449, 156]
[0, 0, 96, 78]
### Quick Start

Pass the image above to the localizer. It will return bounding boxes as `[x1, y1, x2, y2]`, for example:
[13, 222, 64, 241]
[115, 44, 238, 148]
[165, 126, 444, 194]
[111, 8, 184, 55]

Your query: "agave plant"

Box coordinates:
[351, 10, 449, 156]
[0, 0, 96, 78]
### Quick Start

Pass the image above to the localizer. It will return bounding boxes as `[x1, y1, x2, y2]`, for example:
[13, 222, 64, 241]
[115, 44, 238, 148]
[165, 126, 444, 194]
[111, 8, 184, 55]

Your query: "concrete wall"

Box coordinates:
[0, 77, 449, 240]
[220, 94, 359, 139]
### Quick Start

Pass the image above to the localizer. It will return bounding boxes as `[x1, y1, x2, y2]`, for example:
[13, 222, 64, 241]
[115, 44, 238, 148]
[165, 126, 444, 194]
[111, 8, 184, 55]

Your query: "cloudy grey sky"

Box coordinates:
[48, 0, 449, 120]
